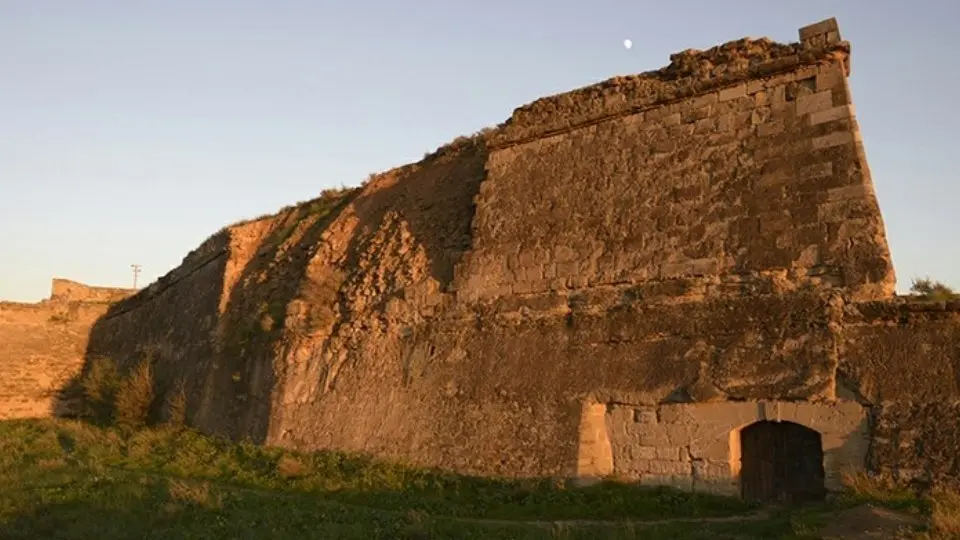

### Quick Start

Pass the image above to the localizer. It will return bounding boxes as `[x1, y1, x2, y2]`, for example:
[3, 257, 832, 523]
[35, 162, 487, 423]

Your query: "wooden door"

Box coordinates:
[740, 421, 825, 503]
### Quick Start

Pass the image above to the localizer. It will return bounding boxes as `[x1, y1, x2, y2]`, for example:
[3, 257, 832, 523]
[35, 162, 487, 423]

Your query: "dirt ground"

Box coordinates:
[819, 505, 926, 539]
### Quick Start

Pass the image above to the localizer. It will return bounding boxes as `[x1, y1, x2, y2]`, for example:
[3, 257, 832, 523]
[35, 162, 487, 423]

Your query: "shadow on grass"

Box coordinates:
[0, 476, 443, 540]
[6, 417, 941, 539]
[0, 476, 784, 540]
[0, 458, 757, 540]
[8, 420, 910, 539]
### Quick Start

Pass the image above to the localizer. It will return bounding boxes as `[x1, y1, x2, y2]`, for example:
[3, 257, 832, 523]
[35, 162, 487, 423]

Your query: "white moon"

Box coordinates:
[623, 39, 632, 49]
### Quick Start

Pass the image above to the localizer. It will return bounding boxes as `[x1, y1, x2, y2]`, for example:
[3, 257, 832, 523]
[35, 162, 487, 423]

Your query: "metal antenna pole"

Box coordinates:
[131, 264, 142, 289]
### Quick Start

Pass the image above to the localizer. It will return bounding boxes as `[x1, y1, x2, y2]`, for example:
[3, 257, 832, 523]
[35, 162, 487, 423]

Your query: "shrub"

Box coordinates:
[80, 356, 121, 423]
[164, 379, 188, 429]
[114, 358, 155, 429]
[910, 278, 958, 301]
[929, 487, 960, 537]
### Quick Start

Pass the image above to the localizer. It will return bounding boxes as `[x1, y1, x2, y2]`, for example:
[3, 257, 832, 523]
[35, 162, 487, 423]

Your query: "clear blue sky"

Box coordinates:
[2, 1, 957, 302]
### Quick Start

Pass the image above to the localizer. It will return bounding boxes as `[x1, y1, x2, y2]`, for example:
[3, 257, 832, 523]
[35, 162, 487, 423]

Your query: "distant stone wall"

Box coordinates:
[0, 280, 133, 419]
[458, 17, 894, 303]
[50, 278, 135, 304]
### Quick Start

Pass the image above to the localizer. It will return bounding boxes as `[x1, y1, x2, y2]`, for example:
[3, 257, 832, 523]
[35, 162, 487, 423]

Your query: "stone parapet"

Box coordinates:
[488, 19, 851, 150]
[456, 17, 894, 304]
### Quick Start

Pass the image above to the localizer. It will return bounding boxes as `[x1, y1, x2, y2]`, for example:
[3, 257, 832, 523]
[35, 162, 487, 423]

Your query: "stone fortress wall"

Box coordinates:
[0, 279, 135, 419]
[3, 18, 960, 500]
[462, 18, 892, 303]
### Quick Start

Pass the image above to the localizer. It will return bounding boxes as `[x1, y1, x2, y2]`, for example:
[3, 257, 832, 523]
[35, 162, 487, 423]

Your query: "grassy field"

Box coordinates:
[0, 418, 942, 539]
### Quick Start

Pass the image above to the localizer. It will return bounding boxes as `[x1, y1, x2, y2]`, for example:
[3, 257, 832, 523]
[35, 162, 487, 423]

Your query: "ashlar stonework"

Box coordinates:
[581, 400, 868, 498]
[2, 18, 959, 502]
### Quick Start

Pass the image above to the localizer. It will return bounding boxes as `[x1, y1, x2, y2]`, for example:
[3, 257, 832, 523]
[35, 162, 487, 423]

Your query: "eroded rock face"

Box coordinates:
[9, 17, 960, 494]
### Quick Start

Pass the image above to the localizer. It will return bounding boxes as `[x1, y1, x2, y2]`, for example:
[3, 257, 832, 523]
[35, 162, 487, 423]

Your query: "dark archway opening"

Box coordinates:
[740, 420, 826, 504]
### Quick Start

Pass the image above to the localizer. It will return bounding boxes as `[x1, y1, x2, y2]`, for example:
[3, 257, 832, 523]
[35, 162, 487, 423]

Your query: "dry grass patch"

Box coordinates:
[277, 455, 308, 479]
[840, 471, 924, 511]
[114, 358, 154, 429]
[167, 479, 222, 509]
[927, 487, 960, 538]
[80, 356, 121, 420]
[163, 379, 187, 428]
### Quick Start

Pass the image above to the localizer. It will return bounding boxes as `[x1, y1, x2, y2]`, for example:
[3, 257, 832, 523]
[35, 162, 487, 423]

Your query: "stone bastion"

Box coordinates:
[3, 18, 960, 503]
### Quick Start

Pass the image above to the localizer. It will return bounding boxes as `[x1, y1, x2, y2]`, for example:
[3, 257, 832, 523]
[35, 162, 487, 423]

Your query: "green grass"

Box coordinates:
[0, 419, 920, 539]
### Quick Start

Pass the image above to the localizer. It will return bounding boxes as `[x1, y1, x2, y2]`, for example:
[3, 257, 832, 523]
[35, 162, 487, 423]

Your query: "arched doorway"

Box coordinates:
[740, 420, 826, 503]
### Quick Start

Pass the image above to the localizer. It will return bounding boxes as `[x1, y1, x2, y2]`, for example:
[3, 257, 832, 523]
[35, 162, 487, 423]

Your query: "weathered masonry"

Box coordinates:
[0, 280, 134, 419]
[457, 17, 888, 502]
[578, 400, 867, 501]
[5, 17, 960, 503]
